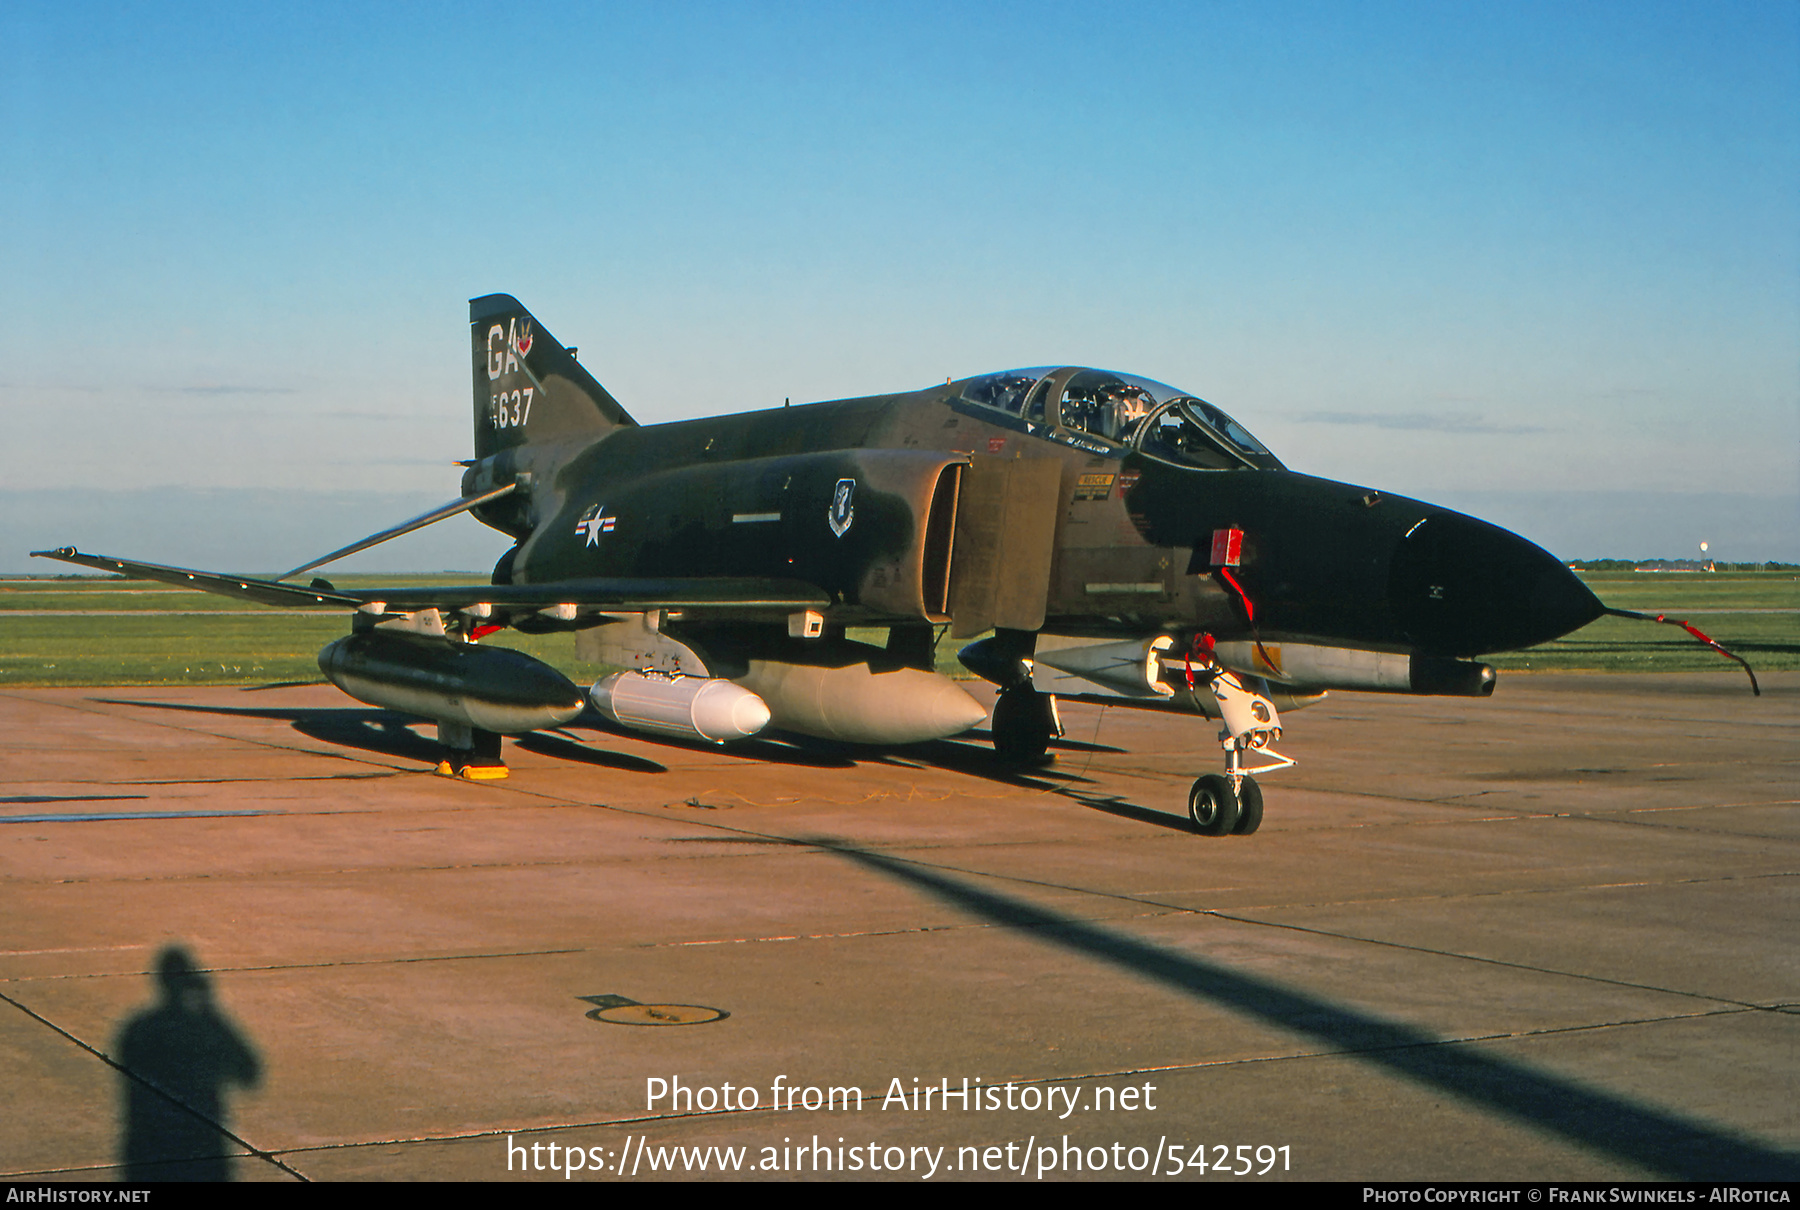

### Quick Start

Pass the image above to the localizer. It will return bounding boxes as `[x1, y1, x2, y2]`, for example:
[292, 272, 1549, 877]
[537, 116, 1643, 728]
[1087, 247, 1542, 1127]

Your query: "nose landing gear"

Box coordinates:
[1187, 665, 1293, 837]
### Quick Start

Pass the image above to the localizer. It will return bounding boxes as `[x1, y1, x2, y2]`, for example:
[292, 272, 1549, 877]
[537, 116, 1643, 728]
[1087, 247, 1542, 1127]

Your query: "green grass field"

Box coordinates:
[0, 570, 1793, 687]
[0, 575, 587, 688]
[1484, 571, 1798, 675]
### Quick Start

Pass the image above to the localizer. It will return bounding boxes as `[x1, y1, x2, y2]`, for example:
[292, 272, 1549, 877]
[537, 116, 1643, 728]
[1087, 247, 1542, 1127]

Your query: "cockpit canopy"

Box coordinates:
[956, 367, 1284, 471]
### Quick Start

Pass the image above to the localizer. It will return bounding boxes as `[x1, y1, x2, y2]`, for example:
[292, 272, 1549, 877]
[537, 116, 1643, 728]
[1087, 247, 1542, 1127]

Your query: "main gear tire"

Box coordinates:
[991, 688, 1055, 763]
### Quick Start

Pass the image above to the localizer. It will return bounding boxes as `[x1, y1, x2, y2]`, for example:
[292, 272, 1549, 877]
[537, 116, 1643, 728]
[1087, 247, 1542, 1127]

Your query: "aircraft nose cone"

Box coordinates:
[1388, 512, 1603, 655]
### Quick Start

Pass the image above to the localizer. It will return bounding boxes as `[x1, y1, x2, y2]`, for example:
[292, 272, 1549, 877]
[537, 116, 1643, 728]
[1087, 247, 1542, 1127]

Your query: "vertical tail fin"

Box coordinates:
[470, 294, 635, 460]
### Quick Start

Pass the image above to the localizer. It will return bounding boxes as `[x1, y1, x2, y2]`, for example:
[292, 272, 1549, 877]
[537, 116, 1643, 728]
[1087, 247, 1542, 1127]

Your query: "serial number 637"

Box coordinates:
[491, 387, 534, 429]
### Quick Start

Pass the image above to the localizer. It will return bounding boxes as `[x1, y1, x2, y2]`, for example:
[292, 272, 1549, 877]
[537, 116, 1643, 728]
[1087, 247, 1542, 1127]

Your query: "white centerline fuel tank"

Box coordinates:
[589, 671, 772, 744]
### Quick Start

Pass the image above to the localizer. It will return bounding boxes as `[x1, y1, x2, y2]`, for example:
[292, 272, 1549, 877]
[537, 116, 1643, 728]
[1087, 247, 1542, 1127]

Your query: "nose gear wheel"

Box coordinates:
[1184, 654, 1292, 838]
[1188, 774, 1239, 835]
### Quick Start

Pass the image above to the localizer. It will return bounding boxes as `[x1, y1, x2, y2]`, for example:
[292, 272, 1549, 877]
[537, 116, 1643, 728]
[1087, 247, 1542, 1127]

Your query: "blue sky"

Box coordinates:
[4, 1, 1796, 567]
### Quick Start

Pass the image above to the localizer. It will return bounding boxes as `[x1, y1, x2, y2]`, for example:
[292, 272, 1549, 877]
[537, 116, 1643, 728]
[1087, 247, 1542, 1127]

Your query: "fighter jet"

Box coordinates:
[36, 294, 1626, 836]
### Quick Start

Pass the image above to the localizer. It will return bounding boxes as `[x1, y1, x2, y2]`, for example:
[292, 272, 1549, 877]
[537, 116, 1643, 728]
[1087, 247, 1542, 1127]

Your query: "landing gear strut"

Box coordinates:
[1187, 664, 1290, 837]
[437, 723, 508, 780]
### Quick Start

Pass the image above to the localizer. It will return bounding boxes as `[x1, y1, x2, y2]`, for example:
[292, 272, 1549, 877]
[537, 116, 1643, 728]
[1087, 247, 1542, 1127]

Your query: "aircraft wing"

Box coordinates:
[28, 547, 830, 617]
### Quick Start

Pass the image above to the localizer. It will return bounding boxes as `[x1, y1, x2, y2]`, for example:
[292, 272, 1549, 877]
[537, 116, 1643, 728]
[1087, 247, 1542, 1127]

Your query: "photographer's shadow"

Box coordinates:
[116, 946, 261, 1180]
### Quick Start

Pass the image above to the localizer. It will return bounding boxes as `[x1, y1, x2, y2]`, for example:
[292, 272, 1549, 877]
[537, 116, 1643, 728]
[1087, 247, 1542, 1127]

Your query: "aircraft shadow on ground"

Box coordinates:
[92, 699, 1191, 832]
[809, 839, 1798, 1180]
[112, 945, 264, 1181]
[565, 709, 861, 770]
[560, 719, 1186, 834]
[890, 736, 1091, 790]
[93, 699, 444, 765]
[1057, 790, 1198, 834]
[567, 717, 1199, 833]
[886, 737, 1201, 832]
[95, 697, 859, 773]
[287, 714, 443, 764]
[722, 731, 1199, 834]
[515, 732, 666, 774]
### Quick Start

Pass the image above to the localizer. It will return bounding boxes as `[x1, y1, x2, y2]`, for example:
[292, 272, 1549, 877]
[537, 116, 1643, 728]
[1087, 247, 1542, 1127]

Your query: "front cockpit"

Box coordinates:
[954, 367, 1285, 471]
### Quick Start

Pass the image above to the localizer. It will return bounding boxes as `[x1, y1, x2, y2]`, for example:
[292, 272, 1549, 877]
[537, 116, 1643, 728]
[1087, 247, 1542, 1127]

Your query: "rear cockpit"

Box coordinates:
[953, 367, 1284, 471]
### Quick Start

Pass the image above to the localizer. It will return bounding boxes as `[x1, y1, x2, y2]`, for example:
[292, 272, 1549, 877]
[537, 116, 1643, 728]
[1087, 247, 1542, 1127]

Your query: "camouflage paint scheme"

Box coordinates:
[34, 294, 1605, 776]
[459, 294, 1600, 665]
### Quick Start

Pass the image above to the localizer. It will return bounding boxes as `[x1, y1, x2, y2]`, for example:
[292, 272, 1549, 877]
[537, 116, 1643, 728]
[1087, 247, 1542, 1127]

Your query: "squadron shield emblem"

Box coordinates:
[827, 478, 856, 538]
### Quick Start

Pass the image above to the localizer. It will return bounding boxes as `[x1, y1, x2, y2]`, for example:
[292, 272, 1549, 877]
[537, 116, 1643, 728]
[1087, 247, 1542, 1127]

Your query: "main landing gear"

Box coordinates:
[436, 723, 508, 780]
[1186, 664, 1292, 838]
[991, 685, 1063, 763]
